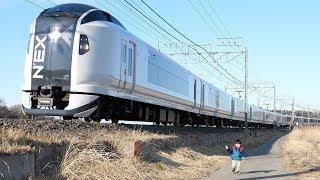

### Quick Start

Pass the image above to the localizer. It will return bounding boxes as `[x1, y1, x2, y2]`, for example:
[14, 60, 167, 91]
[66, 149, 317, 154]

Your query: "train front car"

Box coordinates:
[22, 4, 100, 119]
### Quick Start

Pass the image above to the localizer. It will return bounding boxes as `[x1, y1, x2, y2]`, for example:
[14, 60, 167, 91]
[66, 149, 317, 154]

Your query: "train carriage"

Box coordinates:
[22, 3, 319, 127]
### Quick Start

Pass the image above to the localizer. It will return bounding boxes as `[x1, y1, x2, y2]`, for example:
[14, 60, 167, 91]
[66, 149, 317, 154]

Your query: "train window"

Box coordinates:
[111, 16, 125, 28]
[40, 4, 95, 17]
[81, 10, 109, 24]
[128, 48, 133, 76]
[121, 43, 126, 63]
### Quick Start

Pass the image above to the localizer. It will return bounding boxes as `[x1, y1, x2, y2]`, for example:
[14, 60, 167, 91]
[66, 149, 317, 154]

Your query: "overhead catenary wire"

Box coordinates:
[200, 0, 263, 81]
[203, 0, 271, 99]
[94, 0, 223, 82]
[45, 0, 57, 6]
[111, 0, 242, 86]
[119, 0, 241, 85]
[193, 0, 235, 51]
[206, 0, 265, 89]
[137, 0, 244, 85]
[93, 0, 161, 43]
[113, 0, 188, 47]
[111, 0, 230, 84]
[190, 0, 244, 67]
[25, 0, 45, 10]
[207, 0, 234, 47]
[187, 0, 220, 39]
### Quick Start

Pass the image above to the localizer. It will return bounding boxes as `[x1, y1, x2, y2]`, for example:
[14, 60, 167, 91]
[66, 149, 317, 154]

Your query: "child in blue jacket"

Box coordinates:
[225, 139, 247, 175]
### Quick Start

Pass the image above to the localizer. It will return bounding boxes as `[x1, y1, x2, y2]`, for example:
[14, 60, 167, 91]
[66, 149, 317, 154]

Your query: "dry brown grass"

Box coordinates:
[283, 126, 320, 179]
[0, 119, 286, 179]
[133, 146, 229, 180]
[59, 127, 177, 180]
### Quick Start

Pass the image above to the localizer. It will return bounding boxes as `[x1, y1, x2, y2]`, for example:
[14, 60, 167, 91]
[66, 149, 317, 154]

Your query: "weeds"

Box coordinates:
[0, 119, 283, 179]
[283, 126, 320, 179]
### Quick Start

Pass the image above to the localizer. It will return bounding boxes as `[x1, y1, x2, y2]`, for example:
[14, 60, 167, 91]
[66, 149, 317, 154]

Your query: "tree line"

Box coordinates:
[275, 109, 320, 118]
[0, 98, 27, 119]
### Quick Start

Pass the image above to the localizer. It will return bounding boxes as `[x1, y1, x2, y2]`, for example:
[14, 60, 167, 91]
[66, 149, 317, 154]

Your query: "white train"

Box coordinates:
[22, 4, 319, 127]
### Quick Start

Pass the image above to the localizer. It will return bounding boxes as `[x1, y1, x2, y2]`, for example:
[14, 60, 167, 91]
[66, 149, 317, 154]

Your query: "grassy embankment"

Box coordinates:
[0, 119, 286, 179]
[283, 126, 320, 179]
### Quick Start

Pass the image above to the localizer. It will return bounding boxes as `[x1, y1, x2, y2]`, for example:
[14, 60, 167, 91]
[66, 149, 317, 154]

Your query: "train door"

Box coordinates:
[231, 99, 235, 118]
[119, 40, 127, 90]
[119, 41, 135, 93]
[200, 82, 205, 112]
[215, 90, 220, 110]
[124, 42, 135, 93]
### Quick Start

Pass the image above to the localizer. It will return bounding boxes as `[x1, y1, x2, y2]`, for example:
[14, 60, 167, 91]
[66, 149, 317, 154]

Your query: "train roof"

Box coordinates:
[40, 3, 96, 17]
[39, 3, 125, 28]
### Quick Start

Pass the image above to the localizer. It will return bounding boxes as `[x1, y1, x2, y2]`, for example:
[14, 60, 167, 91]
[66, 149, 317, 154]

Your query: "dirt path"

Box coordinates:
[205, 135, 297, 180]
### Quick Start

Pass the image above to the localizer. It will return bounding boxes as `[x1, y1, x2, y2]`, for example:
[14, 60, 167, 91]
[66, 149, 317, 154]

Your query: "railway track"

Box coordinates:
[0, 118, 279, 136]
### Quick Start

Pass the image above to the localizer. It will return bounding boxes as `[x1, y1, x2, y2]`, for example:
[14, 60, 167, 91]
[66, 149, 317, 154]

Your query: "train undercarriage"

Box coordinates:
[63, 95, 275, 129]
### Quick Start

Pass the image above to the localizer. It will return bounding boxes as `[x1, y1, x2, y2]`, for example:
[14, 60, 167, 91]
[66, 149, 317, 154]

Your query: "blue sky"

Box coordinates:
[0, 0, 319, 111]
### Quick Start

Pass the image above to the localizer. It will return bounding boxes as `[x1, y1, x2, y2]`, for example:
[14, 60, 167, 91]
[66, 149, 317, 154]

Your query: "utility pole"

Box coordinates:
[291, 98, 295, 129]
[216, 38, 248, 132]
[307, 105, 310, 125]
[244, 47, 248, 133]
[273, 85, 276, 112]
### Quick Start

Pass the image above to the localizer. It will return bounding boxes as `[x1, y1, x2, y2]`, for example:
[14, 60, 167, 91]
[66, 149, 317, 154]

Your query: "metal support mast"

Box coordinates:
[291, 98, 295, 129]
[307, 105, 310, 125]
[273, 85, 276, 112]
[244, 47, 248, 133]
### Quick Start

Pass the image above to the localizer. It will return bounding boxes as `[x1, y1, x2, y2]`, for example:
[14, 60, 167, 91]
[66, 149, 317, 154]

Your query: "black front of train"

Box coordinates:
[25, 4, 94, 115]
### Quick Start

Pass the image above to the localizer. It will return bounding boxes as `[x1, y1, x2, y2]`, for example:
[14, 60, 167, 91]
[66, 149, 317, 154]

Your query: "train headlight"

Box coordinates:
[49, 26, 61, 42]
[79, 34, 90, 55]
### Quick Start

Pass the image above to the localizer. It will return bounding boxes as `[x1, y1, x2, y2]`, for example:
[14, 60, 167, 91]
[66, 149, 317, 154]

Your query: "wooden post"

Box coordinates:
[134, 140, 142, 157]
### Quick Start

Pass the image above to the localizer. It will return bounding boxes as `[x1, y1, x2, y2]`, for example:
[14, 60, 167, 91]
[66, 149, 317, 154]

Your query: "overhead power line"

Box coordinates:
[194, 0, 232, 46]
[207, 1, 233, 43]
[138, 0, 244, 85]
[120, 0, 241, 85]
[93, 0, 228, 84]
[189, 0, 242, 62]
[46, 0, 57, 5]
[25, 0, 45, 9]
[187, 0, 219, 38]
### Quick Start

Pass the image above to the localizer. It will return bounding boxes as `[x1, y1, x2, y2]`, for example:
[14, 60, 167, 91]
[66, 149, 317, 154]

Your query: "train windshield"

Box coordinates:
[39, 3, 95, 18]
[31, 15, 77, 91]
[40, 11, 79, 18]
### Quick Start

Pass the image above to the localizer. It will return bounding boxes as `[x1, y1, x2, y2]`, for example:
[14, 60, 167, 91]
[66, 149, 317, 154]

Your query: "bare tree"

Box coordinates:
[0, 98, 10, 118]
[0, 98, 27, 119]
[10, 104, 27, 119]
